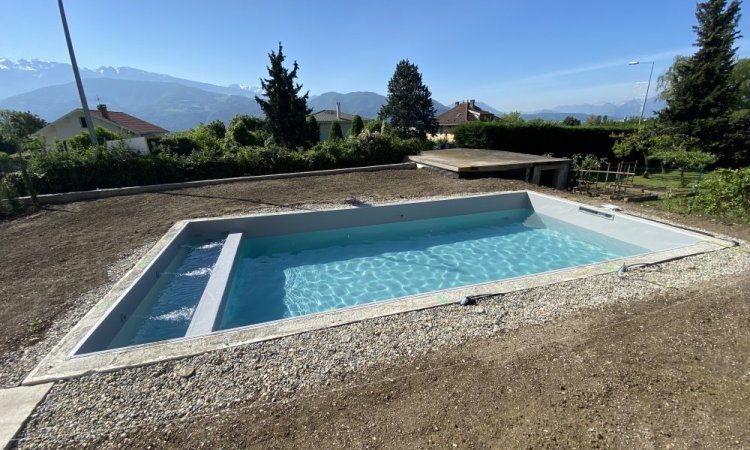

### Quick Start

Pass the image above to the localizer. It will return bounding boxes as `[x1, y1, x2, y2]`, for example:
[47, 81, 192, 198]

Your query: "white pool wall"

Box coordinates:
[72, 225, 195, 355]
[526, 192, 702, 252]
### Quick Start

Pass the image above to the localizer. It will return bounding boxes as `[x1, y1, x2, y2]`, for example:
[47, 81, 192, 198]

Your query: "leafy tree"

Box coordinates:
[612, 126, 660, 175]
[255, 43, 311, 149]
[67, 126, 120, 150]
[650, 134, 717, 187]
[349, 115, 364, 137]
[306, 115, 320, 146]
[562, 116, 581, 126]
[328, 121, 343, 141]
[205, 120, 226, 139]
[585, 115, 603, 126]
[658, 0, 742, 158]
[497, 111, 524, 124]
[182, 124, 223, 154]
[0, 110, 47, 153]
[378, 59, 438, 139]
[226, 114, 261, 147]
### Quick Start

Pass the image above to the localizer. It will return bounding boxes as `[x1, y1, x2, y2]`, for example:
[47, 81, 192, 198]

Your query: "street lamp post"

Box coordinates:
[58, 0, 98, 147]
[628, 60, 655, 125]
[629, 60, 655, 178]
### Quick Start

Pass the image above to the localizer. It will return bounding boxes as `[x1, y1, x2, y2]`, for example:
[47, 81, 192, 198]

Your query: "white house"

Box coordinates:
[309, 103, 366, 140]
[33, 104, 168, 149]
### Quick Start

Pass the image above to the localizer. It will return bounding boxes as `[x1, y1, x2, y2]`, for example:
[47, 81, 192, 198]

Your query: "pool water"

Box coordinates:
[104, 237, 224, 350]
[217, 209, 647, 330]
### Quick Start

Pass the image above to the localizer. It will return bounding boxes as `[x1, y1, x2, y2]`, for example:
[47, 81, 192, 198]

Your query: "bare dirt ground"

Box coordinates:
[2, 168, 749, 448]
[94, 273, 750, 449]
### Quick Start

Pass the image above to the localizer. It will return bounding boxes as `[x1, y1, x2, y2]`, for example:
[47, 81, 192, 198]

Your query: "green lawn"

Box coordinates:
[632, 169, 704, 189]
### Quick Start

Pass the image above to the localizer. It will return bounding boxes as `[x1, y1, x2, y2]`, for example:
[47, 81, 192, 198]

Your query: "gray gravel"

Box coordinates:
[13, 247, 750, 449]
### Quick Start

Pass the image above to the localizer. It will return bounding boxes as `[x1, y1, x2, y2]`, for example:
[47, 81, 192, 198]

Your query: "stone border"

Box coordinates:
[23, 192, 735, 385]
[17, 162, 416, 206]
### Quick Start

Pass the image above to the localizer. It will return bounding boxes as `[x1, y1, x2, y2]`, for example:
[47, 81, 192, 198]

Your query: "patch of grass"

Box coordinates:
[643, 195, 694, 215]
[632, 169, 703, 189]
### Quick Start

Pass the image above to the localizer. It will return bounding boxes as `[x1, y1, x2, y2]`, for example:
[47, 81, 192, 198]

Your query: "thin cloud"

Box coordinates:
[523, 47, 694, 82]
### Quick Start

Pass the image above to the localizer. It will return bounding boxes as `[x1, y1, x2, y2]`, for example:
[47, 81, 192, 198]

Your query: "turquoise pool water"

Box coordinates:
[216, 209, 647, 330]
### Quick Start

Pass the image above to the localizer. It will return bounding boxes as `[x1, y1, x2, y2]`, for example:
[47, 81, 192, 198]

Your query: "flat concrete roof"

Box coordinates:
[410, 149, 569, 173]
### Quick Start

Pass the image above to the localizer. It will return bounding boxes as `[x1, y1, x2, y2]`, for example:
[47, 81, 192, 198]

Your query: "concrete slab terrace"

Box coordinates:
[410, 149, 570, 189]
[0, 383, 53, 449]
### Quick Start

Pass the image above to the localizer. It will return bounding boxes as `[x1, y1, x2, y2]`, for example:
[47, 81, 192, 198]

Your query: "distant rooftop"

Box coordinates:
[437, 100, 495, 126]
[91, 105, 168, 135]
[310, 110, 358, 122]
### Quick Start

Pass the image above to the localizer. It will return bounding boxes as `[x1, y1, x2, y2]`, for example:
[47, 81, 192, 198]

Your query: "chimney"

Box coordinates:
[97, 104, 109, 119]
[469, 99, 475, 108]
[454, 101, 459, 107]
[335, 102, 341, 120]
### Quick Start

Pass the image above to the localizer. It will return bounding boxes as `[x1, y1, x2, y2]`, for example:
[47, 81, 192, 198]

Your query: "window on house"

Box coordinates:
[79, 117, 87, 128]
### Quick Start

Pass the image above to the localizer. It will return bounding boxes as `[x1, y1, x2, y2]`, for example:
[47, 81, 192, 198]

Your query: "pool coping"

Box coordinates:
[22, 191, 734, 385]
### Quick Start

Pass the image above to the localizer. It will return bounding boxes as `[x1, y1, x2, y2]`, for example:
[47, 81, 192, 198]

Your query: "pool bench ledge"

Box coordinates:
[185, 233, 243, 337]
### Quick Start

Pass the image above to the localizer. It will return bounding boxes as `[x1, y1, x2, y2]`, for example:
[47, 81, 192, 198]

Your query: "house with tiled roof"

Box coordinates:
[436, 99, 496, 135]
[309, 103, 368, 140]
[33, 104, 168, 150]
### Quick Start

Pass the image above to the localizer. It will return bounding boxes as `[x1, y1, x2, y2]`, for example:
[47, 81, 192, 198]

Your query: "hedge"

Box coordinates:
[452, 122, 638, 160]
[2, 132, 429, 197]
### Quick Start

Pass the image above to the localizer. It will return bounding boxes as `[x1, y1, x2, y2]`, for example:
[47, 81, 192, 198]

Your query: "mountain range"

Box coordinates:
[0, 58, 661, 131]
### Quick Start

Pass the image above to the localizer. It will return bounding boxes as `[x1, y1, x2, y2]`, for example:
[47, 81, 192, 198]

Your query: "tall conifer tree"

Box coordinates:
[659, 0, 742, 154]
[378, 60, 438, 139]
[255, 43, 311, 149]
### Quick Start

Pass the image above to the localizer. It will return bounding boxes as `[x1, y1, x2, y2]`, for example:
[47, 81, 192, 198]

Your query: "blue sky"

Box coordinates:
[1, 0, 748, 111]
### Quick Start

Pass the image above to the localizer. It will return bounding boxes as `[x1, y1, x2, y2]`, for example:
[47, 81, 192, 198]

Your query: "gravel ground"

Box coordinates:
[12, 246, 750, 449]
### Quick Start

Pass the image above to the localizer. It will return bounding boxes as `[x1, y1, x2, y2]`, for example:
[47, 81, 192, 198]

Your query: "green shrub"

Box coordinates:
[205, 120, 226, 139]
[349, 115, 364, 137]
[364, 120, 384, 133]
[306, 116, 320, 146]
[67, 126, 121, 151]
[329, 121, 343, 141]
[153, 136, 201, 156]
[226, 115, 262, 147]
[693, 167, 750, 223]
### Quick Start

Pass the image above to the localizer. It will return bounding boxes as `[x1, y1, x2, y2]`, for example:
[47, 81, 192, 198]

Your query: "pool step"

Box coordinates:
[185, 233, 242, 337]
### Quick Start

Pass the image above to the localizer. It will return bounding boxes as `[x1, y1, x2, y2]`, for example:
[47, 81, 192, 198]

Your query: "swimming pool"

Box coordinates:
[26, 191, 730, 384]
[67, 190, 712, 358]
